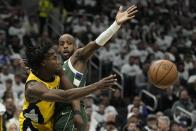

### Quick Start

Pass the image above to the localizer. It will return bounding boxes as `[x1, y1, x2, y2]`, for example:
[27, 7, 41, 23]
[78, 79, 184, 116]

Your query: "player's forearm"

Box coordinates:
[71, 100, 81, 111]
[95, 21, 121, 46]
[47, 83, 98, 102]
[73, 21, 121, 62]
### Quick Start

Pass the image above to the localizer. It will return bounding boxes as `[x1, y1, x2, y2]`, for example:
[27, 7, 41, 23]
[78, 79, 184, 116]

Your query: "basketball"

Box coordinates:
[148, 60, 178, 89]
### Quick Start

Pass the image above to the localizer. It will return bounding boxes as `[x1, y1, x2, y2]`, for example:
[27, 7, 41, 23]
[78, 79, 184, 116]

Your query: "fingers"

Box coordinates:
[126, 15, 136, 20]
[103, 74, 116, 80]
[104, 78, 117, 87]
[110, 87, 116, 92]
[127, 9, 138, 17]
[127, 5, 137, 13]
[105, 79, 117, 84]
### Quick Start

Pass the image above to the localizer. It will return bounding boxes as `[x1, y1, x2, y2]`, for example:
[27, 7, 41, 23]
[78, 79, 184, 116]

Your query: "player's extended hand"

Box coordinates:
[73, 113, 84, 129]
[95, 74, 117, 90]
[115, 5, 138, 25]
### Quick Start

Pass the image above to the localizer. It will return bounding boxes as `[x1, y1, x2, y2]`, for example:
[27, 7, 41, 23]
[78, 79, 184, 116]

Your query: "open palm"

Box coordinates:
[116, 5, 138, 25]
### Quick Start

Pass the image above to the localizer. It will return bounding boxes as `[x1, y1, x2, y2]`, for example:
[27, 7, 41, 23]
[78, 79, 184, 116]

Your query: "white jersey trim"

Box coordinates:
[65, 58, 83, 75]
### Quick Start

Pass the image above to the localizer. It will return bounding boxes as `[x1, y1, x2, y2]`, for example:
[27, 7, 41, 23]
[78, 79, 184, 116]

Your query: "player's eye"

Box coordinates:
[60, 42, 64, 46]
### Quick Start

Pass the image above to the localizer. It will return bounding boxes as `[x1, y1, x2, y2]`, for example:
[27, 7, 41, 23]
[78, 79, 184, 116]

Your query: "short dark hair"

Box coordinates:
[25, 39, 54, 71]
[147, 114, 157, 122]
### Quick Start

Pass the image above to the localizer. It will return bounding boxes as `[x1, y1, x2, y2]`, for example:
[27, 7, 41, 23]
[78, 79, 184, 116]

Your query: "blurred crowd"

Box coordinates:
[0, 0, 196, 130]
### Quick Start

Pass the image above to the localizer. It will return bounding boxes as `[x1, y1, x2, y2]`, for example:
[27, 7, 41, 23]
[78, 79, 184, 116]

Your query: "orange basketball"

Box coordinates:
[148, 60, 178, 89]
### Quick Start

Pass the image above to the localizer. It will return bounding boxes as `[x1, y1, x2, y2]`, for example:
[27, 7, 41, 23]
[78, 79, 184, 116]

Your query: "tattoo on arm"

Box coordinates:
[74, 51, 85, 62]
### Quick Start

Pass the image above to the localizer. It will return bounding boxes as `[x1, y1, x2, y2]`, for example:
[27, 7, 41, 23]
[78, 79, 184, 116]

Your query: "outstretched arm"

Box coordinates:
[25, 74, 116, 103]
[71, 5, 138, 62]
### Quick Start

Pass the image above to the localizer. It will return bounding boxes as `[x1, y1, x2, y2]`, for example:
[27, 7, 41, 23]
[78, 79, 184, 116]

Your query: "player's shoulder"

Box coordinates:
[26, 80, 45, 90]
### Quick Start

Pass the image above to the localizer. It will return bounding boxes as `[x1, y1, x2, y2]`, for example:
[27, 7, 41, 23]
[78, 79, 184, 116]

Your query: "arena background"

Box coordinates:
[0, 0, 196, 130]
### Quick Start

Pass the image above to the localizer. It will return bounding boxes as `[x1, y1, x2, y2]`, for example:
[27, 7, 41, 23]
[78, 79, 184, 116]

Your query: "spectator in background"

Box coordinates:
[73, 16, 88, 41]
[171, 89, 194, 114]
[152, 44, 165, 60]
[157, 116, 170, 131]
[109, 88, 126, 126]
[22, 16, 39, 38]
[99, 45, 115, 77]
[8, 19, 25, 45]
[113, 51, 126, 70]
[86, 106, 97, 131]
[2, 97, 16, 131]
[0, 66, 14, 84]
[110, 88, 126, 110]
[92, 103, 106, 124]
[156, 111, 164, 119]
[125, 113, 140, 131]
[177, 116, 191, 131]
[6, 104, 21, 131]
[0, 30, 10, 66]
[142, 115, 158, 131]
[9, 36, 22, 54]
[10, 54, 24, 74]
[135, 62, 150, 93]
[84, 94, 98, 112]
[0, 30, 6, 51]
[159, 86, 178, 115]
[12, 74, 24, 105]
[12, 74, 24, 96]
[178, 62, 189, 83]
[0, 79, 13, 99]
[38, 0, 53, 35]
[97, 111, 118, 131]
[129, 106, 145, 128]
[128, 96, 148, 118]
[91, 16, 105, 36]
[189, 60, 196, 76]
[121, 52, 141, 77]
[3, 98, 16, 120]
[121, 53, 142, 98]
[170, 121, 180, 131]
[6, 119, 18, 131]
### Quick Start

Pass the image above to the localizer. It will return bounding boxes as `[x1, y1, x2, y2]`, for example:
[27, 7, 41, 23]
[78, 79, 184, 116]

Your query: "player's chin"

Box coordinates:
[55, 66, 61, 73]
[63, 54, 70, 60]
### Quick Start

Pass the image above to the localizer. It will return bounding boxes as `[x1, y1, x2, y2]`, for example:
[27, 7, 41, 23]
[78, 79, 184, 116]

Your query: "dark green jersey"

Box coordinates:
[62, 58, 86, 87]
[54, 58, 88, 131]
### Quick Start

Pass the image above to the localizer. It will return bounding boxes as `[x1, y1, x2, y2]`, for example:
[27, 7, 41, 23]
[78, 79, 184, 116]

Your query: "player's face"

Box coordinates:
[43, 47, 61, 73]
[58, 35, 76, 60]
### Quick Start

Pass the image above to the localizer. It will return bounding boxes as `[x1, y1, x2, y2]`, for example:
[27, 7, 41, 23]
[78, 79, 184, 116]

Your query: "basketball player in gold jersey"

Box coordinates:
[54, 5, 138, 131]
[19, 39, 117, 131]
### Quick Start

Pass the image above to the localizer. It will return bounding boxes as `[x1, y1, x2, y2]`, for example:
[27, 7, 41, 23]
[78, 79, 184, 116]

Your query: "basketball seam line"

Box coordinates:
[150, 64, 156, 82]
[156, 64, 174, 85]
[155, 61, 164, 83]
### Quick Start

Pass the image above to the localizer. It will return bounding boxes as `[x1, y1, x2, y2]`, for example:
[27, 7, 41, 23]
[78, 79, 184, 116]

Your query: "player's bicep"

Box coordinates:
[26, 81, 49, 101]
[26, 82, 67, 102]
[72, 41, 99, 62]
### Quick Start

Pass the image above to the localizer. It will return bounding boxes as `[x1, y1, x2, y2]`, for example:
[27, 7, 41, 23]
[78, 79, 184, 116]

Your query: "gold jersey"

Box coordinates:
[19, 72, 60, 131]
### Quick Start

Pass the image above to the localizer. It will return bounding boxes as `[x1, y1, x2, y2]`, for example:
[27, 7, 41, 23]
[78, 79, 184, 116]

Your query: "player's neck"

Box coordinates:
[34, 69, 55, 82]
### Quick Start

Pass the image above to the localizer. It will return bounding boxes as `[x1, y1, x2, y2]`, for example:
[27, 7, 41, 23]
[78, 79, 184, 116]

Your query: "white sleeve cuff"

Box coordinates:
[95, 21, 121, 46]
